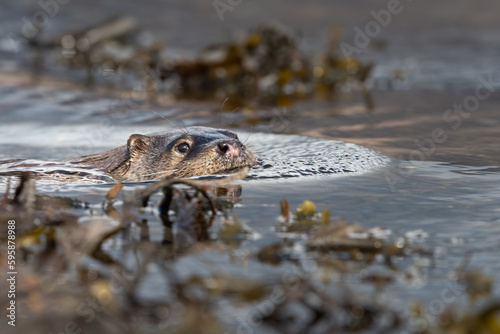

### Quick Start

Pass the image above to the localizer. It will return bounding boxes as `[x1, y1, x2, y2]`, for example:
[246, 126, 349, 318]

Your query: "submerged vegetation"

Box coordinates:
[1, 173, 498, 333]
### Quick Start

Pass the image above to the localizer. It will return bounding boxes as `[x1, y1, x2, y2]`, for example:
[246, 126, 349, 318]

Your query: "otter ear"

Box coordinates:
[127, 134, 151, 158]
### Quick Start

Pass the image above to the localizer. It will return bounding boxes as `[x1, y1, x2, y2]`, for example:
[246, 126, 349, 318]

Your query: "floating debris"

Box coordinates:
[296, 200, 317, 218]
[307, 221, 388, 253]
[462, 270, 494, 303]
[278, 199, 330, 233]
[218, 216, 255, 248]
[256, 242, 286, 265]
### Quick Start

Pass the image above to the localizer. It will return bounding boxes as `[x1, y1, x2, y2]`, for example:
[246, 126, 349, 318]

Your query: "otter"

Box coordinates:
[71, 126, 258, 181]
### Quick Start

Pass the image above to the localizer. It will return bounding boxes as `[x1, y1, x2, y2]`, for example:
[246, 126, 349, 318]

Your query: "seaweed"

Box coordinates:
[25, 18, 373, 109]
[1, 175, 498, 334]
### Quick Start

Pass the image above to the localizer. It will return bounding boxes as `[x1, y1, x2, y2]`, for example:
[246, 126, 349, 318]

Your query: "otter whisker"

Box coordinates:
[150, 109, 187, 134]
[179, 119, 189, 134]
[109, 138, 124, 147]
[243, 136, 255, 149]
[218, 97, 229, 127]
[243, 125, 254, 146]
[224, 107, 239, 129]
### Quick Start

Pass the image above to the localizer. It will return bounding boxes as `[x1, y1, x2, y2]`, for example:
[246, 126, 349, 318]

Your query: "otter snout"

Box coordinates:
[216, 141, 243, 158]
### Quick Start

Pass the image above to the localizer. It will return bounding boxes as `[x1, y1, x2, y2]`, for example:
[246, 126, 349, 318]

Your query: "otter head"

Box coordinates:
[124, 126, 257, 180]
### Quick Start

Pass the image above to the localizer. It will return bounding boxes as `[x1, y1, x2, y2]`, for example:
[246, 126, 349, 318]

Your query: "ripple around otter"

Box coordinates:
[245, 133, 391, 179]
[0, 133, 390, 187]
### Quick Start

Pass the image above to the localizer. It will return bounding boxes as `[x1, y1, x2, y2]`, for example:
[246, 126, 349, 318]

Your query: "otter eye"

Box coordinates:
[176, 142, 190, 153]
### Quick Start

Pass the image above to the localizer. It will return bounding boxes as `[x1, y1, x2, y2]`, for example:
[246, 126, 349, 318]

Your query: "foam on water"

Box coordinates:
[248, 133, 390, 178]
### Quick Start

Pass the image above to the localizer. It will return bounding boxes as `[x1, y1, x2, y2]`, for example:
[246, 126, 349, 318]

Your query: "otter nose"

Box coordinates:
[217, 141, 241, 158]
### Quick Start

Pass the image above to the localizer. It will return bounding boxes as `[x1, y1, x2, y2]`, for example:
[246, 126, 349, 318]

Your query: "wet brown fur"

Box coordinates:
[71, 126, 257, 181]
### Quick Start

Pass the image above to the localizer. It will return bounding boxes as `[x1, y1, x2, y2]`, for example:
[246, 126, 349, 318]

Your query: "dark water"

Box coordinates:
[1, 1, 500, 333]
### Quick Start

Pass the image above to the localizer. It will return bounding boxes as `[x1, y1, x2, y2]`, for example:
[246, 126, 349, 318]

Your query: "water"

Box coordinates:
[0, 82, 498, 326]
[1, 1, 500, 332]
